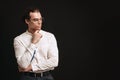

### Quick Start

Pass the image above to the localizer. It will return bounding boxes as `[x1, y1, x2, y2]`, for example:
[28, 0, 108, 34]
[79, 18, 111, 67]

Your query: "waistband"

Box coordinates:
[23, 71, 50, 77]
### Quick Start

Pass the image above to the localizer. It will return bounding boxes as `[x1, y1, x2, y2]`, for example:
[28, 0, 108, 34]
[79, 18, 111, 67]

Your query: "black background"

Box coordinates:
[0, 0, 120, 80]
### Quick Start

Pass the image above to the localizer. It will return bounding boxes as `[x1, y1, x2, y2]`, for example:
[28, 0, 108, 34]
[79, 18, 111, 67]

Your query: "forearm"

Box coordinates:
[14, 38, 37, 68]
[31, 50, 59, 71]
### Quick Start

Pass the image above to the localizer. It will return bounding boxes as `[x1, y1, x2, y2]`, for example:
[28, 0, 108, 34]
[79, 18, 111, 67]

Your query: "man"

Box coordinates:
[13, 7, 59, 80]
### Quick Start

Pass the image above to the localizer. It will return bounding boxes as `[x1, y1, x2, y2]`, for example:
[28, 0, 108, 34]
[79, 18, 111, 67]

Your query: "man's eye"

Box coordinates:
[33, 19, 39, 21]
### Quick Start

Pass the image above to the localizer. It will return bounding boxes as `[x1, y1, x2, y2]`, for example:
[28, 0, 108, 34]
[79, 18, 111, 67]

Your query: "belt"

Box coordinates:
[23, 71, 50, 77]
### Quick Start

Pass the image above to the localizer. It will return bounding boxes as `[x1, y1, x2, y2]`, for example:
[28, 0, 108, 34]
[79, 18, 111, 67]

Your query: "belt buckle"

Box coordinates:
[34, 73, 43, 77]
[41, 72, 43, 77]
[34, 73, 36, 77]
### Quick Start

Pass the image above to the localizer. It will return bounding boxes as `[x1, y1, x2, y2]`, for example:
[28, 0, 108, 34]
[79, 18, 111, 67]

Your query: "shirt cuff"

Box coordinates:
[30, 43, 37, 49]
[31, 62, 39, 72]
[27, 43, 37, 56]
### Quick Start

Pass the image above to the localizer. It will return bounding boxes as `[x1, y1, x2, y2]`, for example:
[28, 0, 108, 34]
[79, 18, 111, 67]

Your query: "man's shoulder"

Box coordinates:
[14, 32, 27, 40]
[41, 30, 54, 36]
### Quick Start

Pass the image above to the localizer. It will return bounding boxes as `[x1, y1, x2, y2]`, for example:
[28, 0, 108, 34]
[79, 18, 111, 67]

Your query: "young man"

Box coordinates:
[13, 7, 59, 80]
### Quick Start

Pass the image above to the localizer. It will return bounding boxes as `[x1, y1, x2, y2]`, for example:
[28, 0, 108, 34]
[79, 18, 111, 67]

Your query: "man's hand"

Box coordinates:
[32, 30, 42, 44]
[18, 64, 32, 72]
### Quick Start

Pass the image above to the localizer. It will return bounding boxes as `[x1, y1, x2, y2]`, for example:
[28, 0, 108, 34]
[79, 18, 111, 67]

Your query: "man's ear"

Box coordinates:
[25, 19, 29, 24]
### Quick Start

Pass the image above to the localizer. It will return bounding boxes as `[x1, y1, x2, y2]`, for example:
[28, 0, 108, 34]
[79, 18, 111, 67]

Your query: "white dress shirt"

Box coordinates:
[13, 30, 59, 73]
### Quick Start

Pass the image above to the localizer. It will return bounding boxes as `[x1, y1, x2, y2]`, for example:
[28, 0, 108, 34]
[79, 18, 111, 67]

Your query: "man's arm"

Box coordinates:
[14, 37, 36, 69]
[31, 34, 59, 71]
[14, 30, 42, 72]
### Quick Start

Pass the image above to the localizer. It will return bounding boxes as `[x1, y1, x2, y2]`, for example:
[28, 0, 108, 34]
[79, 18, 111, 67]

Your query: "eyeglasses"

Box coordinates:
[30, 17, 44, 22]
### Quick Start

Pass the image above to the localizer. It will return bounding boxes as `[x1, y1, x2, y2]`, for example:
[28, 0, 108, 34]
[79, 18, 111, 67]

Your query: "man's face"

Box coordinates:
[26, 12, 42, 31]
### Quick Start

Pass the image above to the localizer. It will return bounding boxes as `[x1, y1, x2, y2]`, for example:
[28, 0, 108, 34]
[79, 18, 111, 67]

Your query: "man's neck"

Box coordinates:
[28, 29, 40, 34]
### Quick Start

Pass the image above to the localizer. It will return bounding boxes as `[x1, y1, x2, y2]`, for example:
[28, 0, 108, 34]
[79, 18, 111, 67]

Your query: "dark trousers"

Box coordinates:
[20, 72, 54, 80]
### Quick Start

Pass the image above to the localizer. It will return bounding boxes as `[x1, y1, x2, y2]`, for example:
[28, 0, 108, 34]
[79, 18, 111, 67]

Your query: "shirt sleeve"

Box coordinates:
[31, 34, 59, 71]
[13, 37, 37, 68]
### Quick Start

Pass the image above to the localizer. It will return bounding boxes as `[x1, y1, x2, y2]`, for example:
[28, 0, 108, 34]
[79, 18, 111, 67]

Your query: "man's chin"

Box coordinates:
[36, 28, 41, 30]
